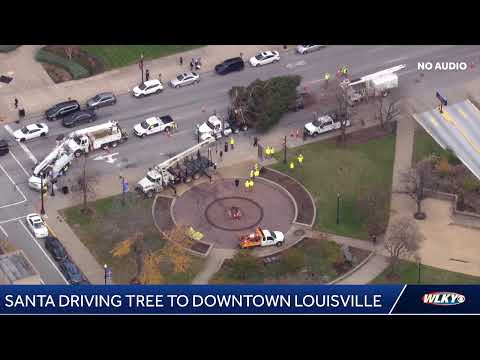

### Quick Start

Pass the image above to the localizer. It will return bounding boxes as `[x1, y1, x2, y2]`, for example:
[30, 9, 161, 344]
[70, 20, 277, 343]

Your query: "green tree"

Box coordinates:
[229, 75, 302, 132]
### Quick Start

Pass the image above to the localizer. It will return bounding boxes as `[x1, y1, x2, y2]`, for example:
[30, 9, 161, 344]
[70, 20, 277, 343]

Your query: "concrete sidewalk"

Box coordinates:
[0, 45, 285, 123]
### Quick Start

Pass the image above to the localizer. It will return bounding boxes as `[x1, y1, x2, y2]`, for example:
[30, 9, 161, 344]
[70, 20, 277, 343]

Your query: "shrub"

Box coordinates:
[437, 158, 451, 178]
[35, 48, 90, 80]
[226, 252, 264, 281]
[462, 175, 480, 193]
[446, 148, 461, 165]
[0, 45, 20, 52]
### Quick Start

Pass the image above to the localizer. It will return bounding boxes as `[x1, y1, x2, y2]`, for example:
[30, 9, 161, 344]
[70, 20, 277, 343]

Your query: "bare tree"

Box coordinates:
[377, 98, 401, 130]
[72, 153, 99, 214]
[335, 84, 351, 146]
[384, 217, 424, 274]
[357, 186, 389, 240]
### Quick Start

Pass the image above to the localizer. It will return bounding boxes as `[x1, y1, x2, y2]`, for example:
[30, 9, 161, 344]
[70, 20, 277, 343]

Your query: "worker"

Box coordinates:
[297, 153, 304, 166]
[250, 169, 254, 179]
[230, 137, 235, 150]
[254, 163, 259, 172]
[245, 179, 250, 191]
[289, 161, 295, 170]
[324, 72, 331, 81]
[254, 169, 260, 178]
[265, 146, 271, 158]
[249, 179, 254, 190]
[270, 147, 275, 156]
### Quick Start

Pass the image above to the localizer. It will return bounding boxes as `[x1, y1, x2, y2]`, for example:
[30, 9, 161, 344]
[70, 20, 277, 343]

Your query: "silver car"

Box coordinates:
[296, 45, 326, 55]
[170, 72, 200, 88]
[86, 92, 117, 109]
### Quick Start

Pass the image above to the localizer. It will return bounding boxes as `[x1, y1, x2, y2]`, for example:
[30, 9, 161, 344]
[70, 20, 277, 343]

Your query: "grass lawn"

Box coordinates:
[272, 135, 396, 240]
[412, 127, 449, 164]
[81, 45, 205, 70]
[211, 238, 370, 284]
[372, 260, 480, 284]
[61, 193, 204, 284]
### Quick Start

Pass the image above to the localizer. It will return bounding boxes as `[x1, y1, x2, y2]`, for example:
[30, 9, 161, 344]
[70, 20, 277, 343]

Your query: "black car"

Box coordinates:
[45, 100, 81, 121]
[214, 57, 245, 75]
[86, 92, 117, 109]
[0, 139, 9, 156]
[44, 236, 68, 262]
[62, 109, 97, 128]
[59, 259, 83, 284]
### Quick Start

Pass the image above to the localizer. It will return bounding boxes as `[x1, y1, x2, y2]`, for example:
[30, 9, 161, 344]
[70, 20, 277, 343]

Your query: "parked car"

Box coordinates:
[296, 45, 326, 55]
[132, 80, 164, 97]
[62, 110, 97, 128]
[214, 57, 245, 75]
[44, 236, 68, 262]
[170, 72, 200, 88]
[133, 115, 176, 137]
[26, 213, 49, 238]
[59, 259, 83, 284]
[45, 100, 81, 121]
[87, 92, 117, 109]
[0, 139, 9, 156]
[13, 123, 48, 142]
[249, 50, 280, 67]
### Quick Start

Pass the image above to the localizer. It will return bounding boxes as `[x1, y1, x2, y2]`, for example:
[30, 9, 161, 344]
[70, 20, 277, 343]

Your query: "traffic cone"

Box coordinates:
[296, 129, 300, 138]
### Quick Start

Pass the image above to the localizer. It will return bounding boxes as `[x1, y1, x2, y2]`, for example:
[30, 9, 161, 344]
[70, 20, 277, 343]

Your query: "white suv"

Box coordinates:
[296, 45, 326, 55]
[132, 80, 164, 97]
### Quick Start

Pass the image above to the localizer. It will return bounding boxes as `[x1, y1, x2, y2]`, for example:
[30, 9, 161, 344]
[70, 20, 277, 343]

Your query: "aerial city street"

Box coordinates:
[1, 44, 480, 285]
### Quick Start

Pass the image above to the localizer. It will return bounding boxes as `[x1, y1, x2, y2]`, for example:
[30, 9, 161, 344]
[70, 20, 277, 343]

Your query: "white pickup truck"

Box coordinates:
[304, 115, 351, 137]
[196, 115, 232, 141]
[133, 115, 176, 137]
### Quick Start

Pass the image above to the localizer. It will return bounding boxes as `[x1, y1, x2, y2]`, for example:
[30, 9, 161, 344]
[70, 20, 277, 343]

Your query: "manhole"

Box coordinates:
[294, 229, 306, 236]
[0, 75, 13, 84]
[205, 196, 264, 231]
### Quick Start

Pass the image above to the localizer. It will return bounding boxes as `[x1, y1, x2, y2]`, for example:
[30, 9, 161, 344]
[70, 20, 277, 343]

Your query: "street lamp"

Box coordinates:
[104, 264, 108, 285]
[336, 193, 341, 225]
[40, 171, 45, 215]
[50, 179, 55, 197]
[283, 136, 287, 164]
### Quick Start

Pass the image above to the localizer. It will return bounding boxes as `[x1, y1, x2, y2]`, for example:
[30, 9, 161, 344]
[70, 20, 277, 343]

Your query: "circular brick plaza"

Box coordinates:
[171, 178, 295, 249]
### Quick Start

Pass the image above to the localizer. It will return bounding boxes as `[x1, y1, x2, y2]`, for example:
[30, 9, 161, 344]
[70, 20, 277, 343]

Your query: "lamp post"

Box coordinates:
[40, 172, 45, 216]
[139, 53, 144, 84]
[50, 179, 55, 197]
[283, 135, 287, 164]
[336, 193, 341, 225]
[104, 264, 108, 285]
[417, 261, 421, 284]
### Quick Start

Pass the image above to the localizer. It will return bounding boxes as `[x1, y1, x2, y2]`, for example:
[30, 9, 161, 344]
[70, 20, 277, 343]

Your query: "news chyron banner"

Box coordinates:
[0, 285, 479, 315]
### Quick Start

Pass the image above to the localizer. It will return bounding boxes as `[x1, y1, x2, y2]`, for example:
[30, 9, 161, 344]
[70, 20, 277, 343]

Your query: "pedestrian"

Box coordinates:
[297, 153, 304, 166]
[179, 56, 183, 66]
[14, 98, 18, 109]
[230, 137, 235, 150]
[372, 234, 377, 245]
[289, 161, 295, 170]
[224, 142, 228, 153]
[254, 163, 259, 171]
[253, 136, 258, 147]
[219, 151, 223, 161]
[235, 178, 240, 188]
[190, 59, 194, 71]
[158, 73, 162, 82]
[145, 69, 150, 81]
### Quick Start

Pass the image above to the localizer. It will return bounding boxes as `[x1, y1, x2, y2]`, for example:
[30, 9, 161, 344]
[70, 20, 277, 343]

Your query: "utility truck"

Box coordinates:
[304, 114, 351, 137]
[136, 138, 216, 198]
[195, 115, 232, 141]
[65, 121, 128, 158]
[239, 228, 285, 249]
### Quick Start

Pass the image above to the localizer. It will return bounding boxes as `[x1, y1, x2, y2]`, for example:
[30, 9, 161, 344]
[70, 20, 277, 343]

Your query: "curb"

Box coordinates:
[328, 251, 377, 284]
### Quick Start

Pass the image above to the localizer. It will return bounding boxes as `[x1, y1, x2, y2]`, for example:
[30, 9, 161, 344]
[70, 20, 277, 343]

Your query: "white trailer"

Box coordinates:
[66, 121, 128, 158]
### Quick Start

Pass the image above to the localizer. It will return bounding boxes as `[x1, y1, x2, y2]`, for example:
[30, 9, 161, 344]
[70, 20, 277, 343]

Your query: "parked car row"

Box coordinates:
[25, 213, 88, 284]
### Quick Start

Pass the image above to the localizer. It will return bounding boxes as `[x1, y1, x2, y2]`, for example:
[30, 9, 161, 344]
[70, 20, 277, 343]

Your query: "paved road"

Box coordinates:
[1, 45, 480, 283]
[414, 100, 480, 179]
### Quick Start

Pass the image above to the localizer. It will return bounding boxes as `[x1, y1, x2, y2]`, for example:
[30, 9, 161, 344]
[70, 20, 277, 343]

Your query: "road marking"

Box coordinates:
[19, 219, 69, 284]
[0, 215, 28, 225]
[0, 225, 7, 237]
[0, 163, 27, 209]
[4, 124, 38, 164]
[7, 71, 14, 76]
[458, 108, 469, 120]
[9, 149, 30, 176]
[442, 109, 480, 154]
[286, 60, 306, 69]
[427, 114, 438, 127]
[93, 152, 119, 164]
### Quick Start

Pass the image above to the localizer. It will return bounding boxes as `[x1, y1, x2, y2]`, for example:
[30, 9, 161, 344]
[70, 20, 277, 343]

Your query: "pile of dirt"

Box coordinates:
[330, 123, 395, 146]
[44, 45, 105, 78]
[41, 62, 72, 83]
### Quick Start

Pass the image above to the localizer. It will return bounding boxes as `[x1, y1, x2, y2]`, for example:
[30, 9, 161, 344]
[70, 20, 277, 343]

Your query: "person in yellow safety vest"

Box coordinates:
[230, 137, 235, 150]
[250, 170, 254, 179]
[324, 72, 331, 81]
[245, 179, 250, 191]
[254, 169, 260, 178]
[254, 163, 259, 171]
[265, 146, 271, 157]
[297, 153, 304, 165]
[249, 179, 254, 190]
[289, 161, 295, 170]
[270, 147, 275, 156]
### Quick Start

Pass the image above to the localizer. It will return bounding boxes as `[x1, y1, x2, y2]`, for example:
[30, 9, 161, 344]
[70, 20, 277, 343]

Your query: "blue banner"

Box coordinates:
[0, 285, 402, 315]
[0, 285, 478, 315]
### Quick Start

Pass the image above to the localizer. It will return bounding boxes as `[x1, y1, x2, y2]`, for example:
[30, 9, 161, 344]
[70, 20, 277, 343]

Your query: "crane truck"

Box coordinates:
[27, 121, 128, 191]
[136, 138, 216, 198]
